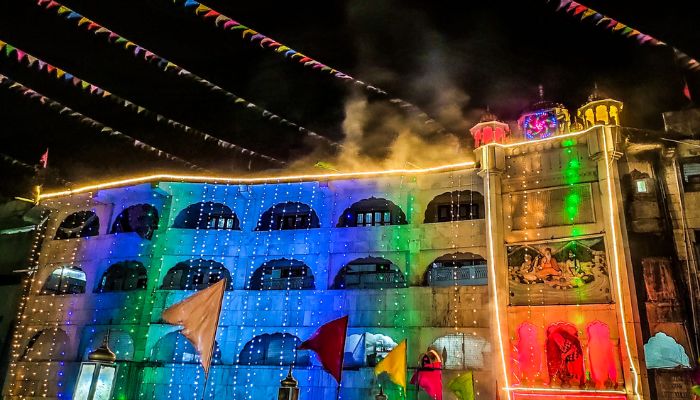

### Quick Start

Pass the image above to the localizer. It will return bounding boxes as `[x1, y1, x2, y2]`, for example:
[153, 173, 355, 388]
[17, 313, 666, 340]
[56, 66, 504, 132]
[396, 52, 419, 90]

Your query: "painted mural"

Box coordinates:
[507, 237, 612, 305]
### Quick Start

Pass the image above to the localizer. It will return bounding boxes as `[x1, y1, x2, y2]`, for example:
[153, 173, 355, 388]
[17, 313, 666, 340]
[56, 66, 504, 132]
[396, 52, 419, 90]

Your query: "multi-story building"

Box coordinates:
[2, 94, 696, 400]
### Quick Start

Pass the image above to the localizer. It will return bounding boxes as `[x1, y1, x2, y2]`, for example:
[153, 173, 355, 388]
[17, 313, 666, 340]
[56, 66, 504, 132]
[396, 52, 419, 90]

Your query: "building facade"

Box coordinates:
[3, 96, 697, 400]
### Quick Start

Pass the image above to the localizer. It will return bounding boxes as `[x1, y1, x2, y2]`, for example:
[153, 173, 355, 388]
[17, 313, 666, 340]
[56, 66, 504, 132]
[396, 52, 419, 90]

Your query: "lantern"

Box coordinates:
[278, 366, 299, 400]
[72, 334, 118, 400]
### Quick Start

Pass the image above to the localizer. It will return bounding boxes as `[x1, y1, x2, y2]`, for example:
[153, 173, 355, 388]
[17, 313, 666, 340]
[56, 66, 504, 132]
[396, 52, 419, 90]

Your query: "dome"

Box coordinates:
[87, 340, 117, 363]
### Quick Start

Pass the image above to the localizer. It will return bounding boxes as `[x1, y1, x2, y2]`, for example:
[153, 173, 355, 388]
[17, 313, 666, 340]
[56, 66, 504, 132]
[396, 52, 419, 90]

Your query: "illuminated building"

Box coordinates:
[2, 94, 697, 400]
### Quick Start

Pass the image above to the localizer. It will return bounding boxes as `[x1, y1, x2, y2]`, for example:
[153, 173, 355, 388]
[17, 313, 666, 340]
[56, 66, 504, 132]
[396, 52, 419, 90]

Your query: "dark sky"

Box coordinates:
[0, 0, 698, 198]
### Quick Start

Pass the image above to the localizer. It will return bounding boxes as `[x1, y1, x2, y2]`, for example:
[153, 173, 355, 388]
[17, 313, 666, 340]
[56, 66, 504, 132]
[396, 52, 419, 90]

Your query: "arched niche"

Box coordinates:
[19, 328, 70, 361]
[54, 210, 99, 240]
[110, 204, 159, 240]
[95, 261, 147, 292]
[255, 202, 320, 231]
[332, 257, 406, 289]
[344, 332, 398, 369]
[173, 201, 240, 230]
[424, 252, 487, 286]
[430, 333, 490, 370]
[161, 259, 232, 291]
[248, 258, 315, 290]
[237, 333, 309, 366]
[424, 190, 484, 223]
[337, 197, 407, 227]
[150, 331, 222, 364]
[41, 266, 86, 295]
[545, 322, 585, 387]
[81, 330, 135, 361]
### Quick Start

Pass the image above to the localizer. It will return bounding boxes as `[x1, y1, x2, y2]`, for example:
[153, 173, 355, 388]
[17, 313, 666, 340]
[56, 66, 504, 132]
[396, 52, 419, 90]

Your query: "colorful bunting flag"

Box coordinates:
[374, 339, 407, 389]
[34, 0, 338, 147]
[448, 372, 474, 400]
[297, 316, 348, 383]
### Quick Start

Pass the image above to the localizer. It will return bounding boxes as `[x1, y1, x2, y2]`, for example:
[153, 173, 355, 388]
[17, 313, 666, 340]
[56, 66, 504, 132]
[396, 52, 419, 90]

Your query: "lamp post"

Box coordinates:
[278, 366, 300, 400]
[72, 333, 118, 400]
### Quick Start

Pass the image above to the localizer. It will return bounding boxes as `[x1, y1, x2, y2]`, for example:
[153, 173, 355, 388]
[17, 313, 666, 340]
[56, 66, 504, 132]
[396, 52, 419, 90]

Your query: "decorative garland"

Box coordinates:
[0, 73, 205, 171]
[35, 0, 338, 147]
[171, 0, 449, 134]
[0, 39, 285, 167]
[551, 0, 700, 72]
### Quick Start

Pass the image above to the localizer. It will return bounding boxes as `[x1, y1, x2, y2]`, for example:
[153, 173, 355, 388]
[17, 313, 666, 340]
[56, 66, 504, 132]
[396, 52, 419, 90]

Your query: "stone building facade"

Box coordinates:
[3, 96, 697, 400]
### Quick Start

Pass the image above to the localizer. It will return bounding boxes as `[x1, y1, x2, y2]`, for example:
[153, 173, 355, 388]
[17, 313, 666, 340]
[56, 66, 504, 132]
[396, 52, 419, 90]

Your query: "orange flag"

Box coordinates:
[162, 279, 226, 376]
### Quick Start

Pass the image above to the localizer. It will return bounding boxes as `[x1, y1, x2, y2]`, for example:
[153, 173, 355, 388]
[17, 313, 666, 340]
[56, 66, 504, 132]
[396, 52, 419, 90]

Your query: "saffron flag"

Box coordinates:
[410, 350, 443, 400]
[684, 80, 692, 101]
[448, 371, 474, 400]
[298, 315, 348, 383]
[161, 279, 226, 375]
[374, 339, 407, 389]
[39, 148, 48, 169]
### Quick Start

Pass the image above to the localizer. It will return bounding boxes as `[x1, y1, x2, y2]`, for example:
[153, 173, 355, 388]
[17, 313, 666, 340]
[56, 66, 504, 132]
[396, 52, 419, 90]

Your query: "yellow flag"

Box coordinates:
[162, 279, 226, 375]
[374, 339, 407, 389]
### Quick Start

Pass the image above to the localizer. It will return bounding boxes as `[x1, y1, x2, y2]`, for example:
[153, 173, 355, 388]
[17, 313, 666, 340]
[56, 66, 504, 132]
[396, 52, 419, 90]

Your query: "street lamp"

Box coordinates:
[278, 366, 299, 400]
[72, 333, 118, 400]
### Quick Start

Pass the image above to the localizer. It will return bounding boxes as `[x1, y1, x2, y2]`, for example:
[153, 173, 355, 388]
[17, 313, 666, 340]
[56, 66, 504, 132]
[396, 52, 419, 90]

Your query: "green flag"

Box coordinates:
[448, 371, 474, 400]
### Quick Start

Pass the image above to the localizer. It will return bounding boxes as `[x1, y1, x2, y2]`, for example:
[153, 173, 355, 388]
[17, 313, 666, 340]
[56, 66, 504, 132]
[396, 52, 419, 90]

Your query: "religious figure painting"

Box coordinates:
[507, 237, 612, 305]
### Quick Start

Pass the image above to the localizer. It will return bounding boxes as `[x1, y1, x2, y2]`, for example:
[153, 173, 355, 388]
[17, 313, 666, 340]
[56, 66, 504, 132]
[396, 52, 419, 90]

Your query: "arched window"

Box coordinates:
[41, 266, 86, 295]
[19, 328, 70, 361]
[344, 333, 398, 369]
[151, 331, 221, 364]
[337, 197, 407, 227]
[81, 330, 134, 361]
[248, 259, 315, 290]
[430, 333, 490, 370]
[332, 257, 406, 289]
[95, 261, 148, 293]
[424, 252, 487, 286]
[644, 332, 691, 369]
[256, 202, 320, 231]
[161, 259, 232, 291]
[238, 333, 309, 366]
[513, 322, 543, 384]
[586, 321, 618, 388]
[54, 210, 99, 240]
[545, 323, 585, 386]
[424, 190, 484, 223]
[173, 202, 240, 230]
[110, 204, 159, 240]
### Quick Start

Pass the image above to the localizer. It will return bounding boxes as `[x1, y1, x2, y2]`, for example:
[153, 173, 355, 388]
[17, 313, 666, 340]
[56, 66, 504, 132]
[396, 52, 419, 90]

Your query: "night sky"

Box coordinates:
[0, 0, 698, 198]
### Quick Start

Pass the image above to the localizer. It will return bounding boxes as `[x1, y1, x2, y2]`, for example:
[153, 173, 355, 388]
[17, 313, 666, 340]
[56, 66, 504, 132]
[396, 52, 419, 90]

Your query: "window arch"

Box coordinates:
[430, 333, 490, 370]
[54, 210, 99, 240]
[255, 202, 320, 230]
[81, 330, 134, 361]
[424, 190, 484, 223]
[95, 261, 147, 293]
[173, 202, 240, 230]
[151, 331, 221, 364]
[344, 333, 398, 369]
[238, 333, 309, 366]
[332, 257, 406, 289]
[424, 252, 487, 286]
[110, 204, 159, 240]
[337, 197, 407, 227]
[19, 328, 70, 361]
[41, 266, 86, 295]
[248, 259, 315, 290]
[161, 259, 232, 291]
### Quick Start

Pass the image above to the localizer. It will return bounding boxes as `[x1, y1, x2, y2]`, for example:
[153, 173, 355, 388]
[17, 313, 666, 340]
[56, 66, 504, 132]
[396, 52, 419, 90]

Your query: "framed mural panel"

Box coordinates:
[507, 236, 612, 305]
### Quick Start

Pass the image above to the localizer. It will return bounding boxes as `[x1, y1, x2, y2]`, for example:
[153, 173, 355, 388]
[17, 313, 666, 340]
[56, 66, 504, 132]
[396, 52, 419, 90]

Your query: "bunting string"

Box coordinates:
[550, 0, 700, 72]
[0, 39, 285, 167]
[171, 0, 450, 134]
[35, 0, 339, 147]
[0, 73, 206, 171]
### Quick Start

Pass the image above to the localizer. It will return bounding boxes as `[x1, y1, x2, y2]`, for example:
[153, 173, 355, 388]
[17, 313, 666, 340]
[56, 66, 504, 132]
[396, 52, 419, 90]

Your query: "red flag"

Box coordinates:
[683, 80, 692, 101]
[162, 279, 226, 376]
[410, 350, 443, 400]
[39, 148, 48, 169]
[297, 315, 348, 383]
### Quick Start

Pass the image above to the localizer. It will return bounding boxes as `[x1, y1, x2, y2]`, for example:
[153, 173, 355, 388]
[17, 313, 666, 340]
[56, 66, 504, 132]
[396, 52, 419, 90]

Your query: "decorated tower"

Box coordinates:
[470, 109, 511, 148]
[577, 86, 623, 129]
[518, 86, 571, 140]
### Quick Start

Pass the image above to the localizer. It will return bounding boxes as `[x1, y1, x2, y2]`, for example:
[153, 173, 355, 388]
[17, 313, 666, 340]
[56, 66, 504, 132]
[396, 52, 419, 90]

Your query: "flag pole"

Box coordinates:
[335, 384, 340, 400]
[200, 278, 227, 400]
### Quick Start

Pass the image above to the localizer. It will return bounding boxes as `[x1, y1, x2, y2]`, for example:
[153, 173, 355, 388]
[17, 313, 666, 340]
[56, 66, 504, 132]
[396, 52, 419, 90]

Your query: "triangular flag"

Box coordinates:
[582, 9, 596, 19]
[448, 372, 474, 400]
[374, 339, 407, 389]
[162, 279, 227, 376]
[683, 80, 692, 101]
[410, 350, 443, 400]
[39, 148, 49, 169]
[298, 316, 348, 383]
